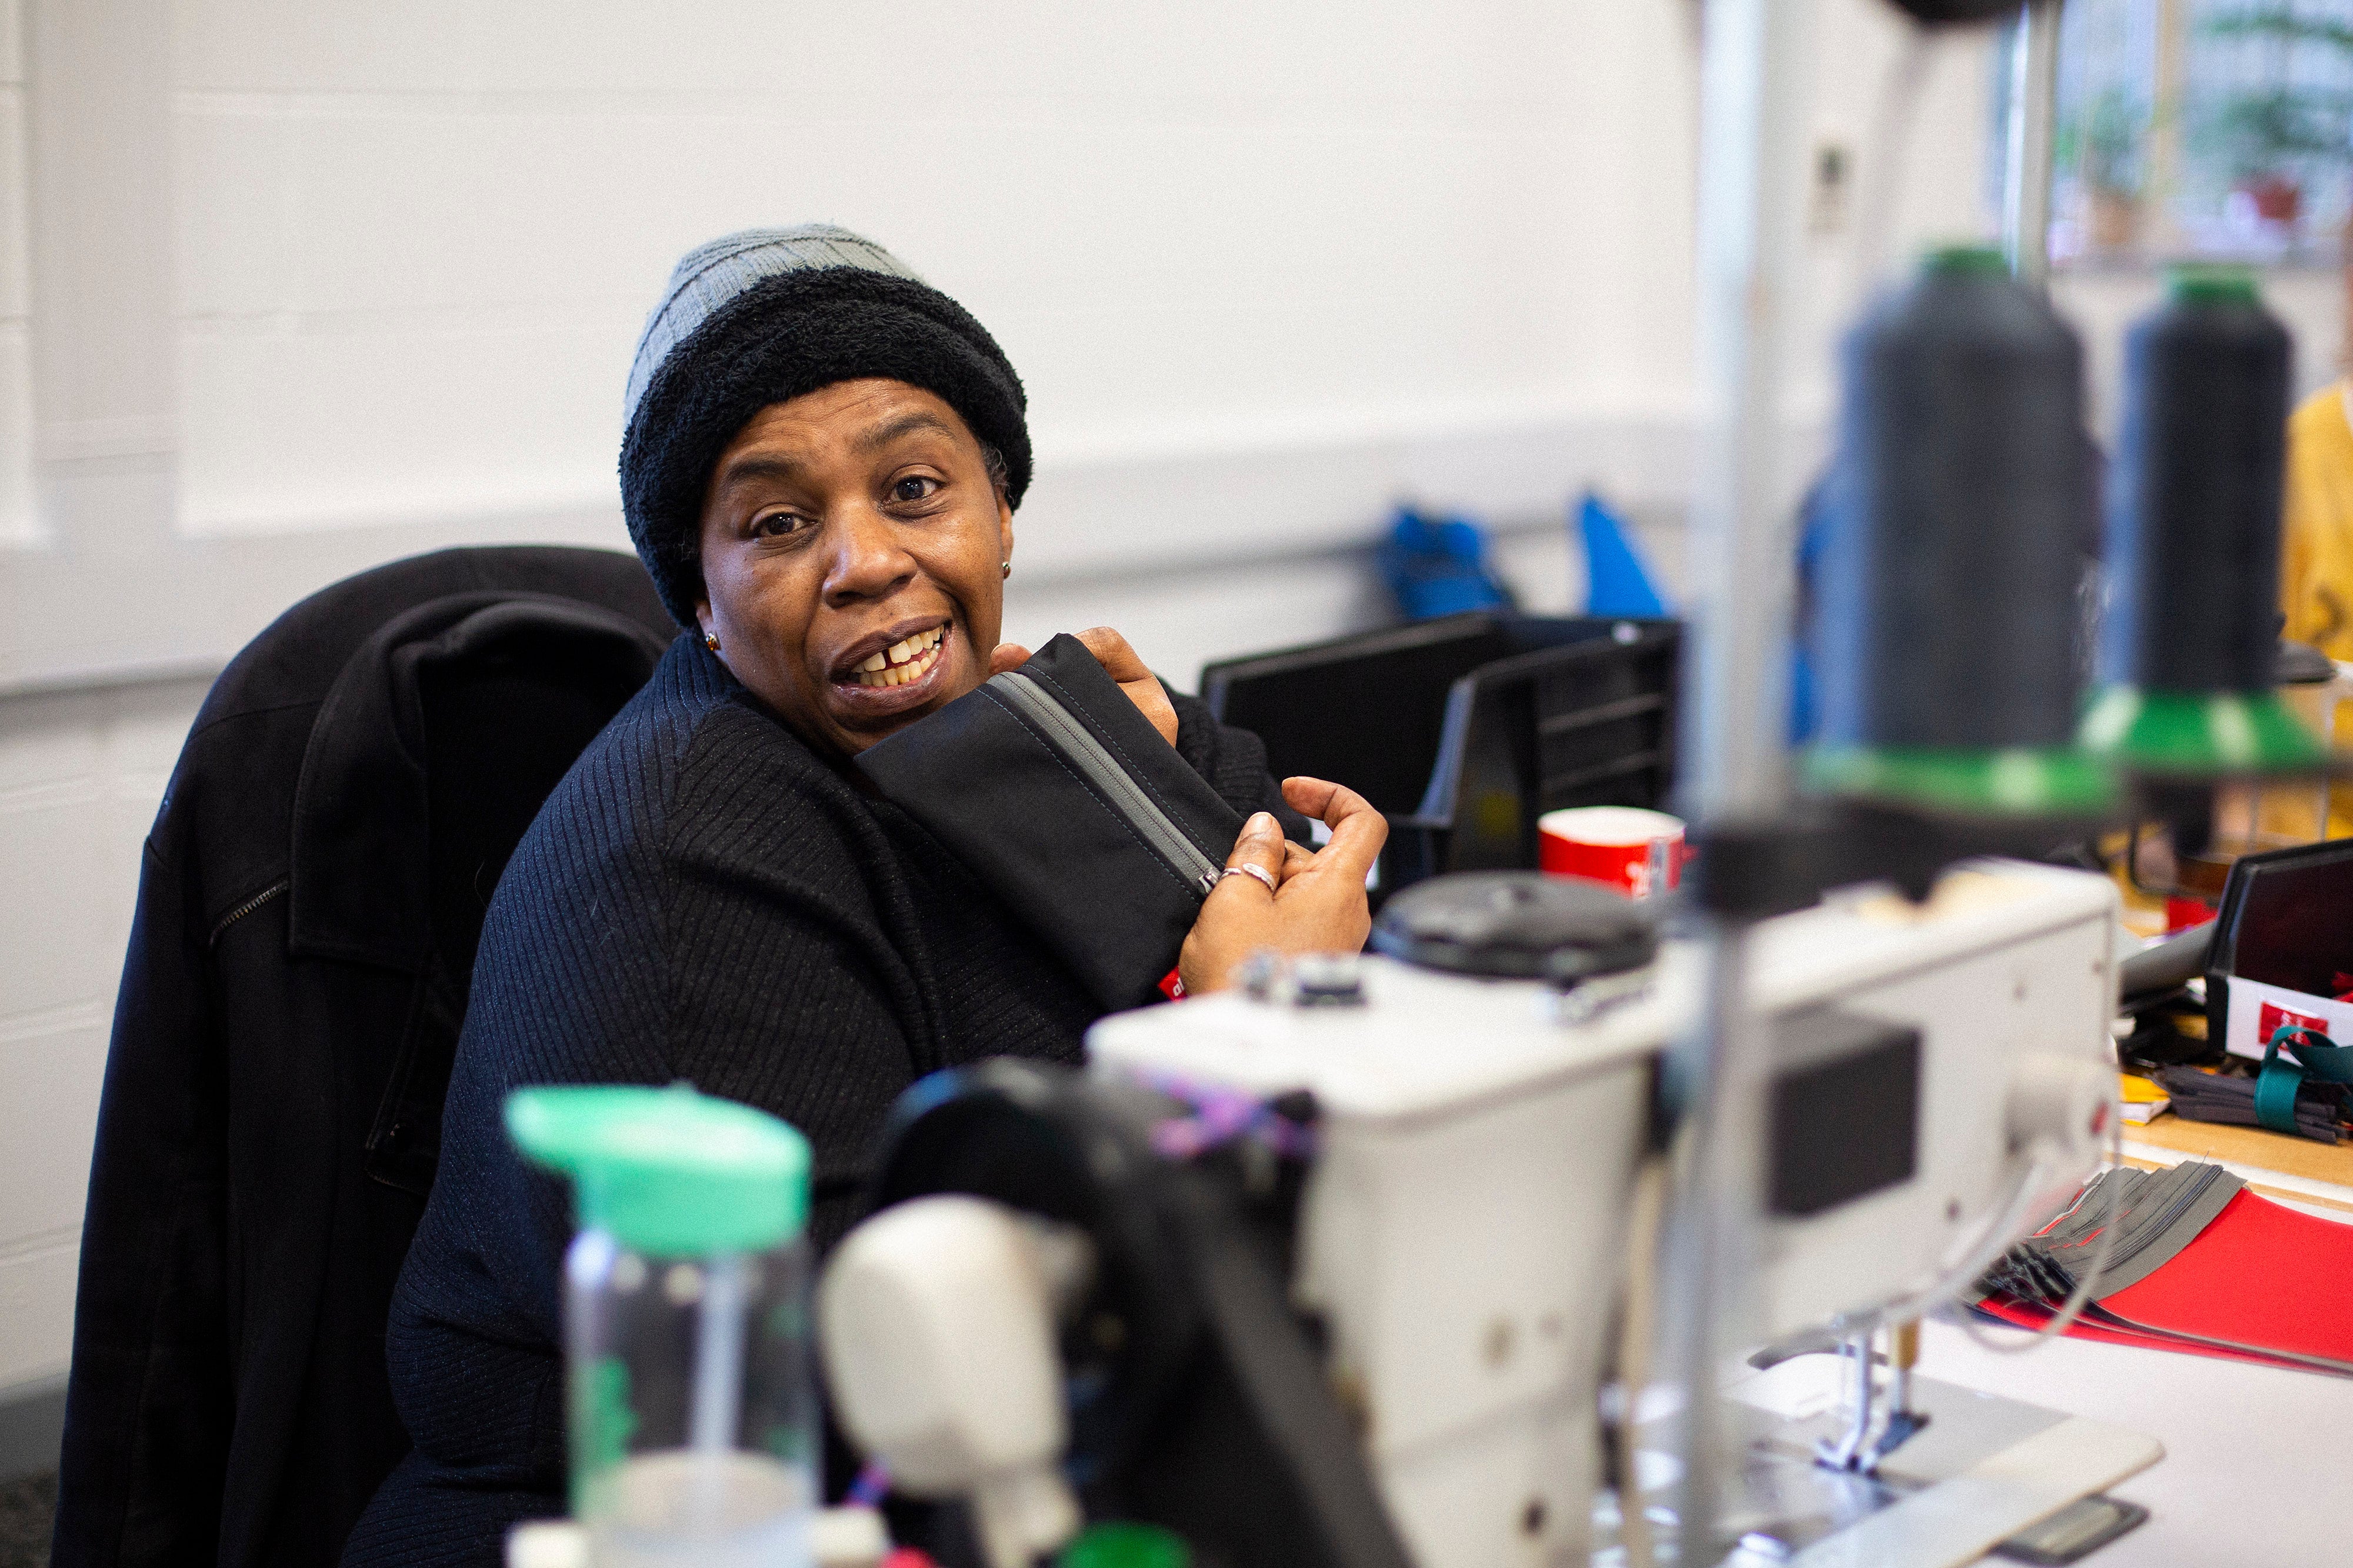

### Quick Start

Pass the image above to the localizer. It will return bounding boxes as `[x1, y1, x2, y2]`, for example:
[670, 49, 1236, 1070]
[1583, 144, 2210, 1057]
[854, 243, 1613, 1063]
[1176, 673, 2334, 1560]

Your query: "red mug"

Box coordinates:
[1538, 806, 1687, 898]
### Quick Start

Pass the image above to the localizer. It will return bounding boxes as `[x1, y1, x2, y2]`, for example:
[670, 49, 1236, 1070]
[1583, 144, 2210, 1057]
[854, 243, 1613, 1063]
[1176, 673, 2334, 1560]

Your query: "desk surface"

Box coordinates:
[1922, 1297, 2348, 1567]
[2124, 1113, 2353, 1210]
[1919, 1151, 2353, 1567]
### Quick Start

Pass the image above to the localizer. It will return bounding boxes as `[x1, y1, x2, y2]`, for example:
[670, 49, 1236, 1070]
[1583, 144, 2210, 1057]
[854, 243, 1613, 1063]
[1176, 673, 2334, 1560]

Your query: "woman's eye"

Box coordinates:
[751, 511, 808, 539]
[891, 476, 940, 504]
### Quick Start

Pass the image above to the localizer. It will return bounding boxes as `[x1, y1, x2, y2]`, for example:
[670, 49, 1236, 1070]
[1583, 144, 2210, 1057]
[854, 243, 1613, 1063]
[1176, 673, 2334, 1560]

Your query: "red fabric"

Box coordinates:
[2099, 1189, 2353, 1363]
[1985, 1189, 2353, 1369]
[1975, 1295, 2302, 1371]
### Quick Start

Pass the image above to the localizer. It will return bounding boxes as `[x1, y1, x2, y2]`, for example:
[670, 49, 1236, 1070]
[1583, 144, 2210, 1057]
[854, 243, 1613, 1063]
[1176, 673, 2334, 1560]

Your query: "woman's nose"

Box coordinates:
[821, 504, 918, 604]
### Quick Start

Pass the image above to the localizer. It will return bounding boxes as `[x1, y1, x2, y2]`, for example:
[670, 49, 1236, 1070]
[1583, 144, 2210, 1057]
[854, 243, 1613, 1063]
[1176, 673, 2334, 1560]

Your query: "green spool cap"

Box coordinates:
[1058, 1523, 1192, 1568]
[2165, 263, 2259, 307]
[1803, 743, 2117, 817]
[2078, 686, 2328, 777]
[506, 1084, 811, 1255]
[1921, 244, 2008, 279]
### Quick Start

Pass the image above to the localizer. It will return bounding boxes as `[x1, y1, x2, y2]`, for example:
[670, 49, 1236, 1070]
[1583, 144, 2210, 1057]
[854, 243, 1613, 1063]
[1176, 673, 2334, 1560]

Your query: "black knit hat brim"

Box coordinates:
[619, 268, 1031, 627]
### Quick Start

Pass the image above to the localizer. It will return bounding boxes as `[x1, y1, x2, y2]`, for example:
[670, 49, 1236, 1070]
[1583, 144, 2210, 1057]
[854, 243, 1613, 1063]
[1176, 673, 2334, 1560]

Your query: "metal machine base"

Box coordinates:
[1601, 1362, 2162, 1567]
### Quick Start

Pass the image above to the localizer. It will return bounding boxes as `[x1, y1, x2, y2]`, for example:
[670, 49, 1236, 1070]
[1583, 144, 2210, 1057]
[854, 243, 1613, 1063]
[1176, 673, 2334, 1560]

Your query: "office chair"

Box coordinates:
[54, 547, 675, 1568]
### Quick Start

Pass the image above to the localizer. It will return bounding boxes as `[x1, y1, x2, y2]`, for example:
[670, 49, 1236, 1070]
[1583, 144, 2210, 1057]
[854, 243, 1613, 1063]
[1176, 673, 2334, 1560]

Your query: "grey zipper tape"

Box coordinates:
[988, 670, 1224, 894]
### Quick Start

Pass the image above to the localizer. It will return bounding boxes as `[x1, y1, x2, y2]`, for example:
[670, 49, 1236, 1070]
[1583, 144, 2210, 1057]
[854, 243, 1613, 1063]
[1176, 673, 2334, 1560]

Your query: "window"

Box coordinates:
[2039, 0, 2353, 265]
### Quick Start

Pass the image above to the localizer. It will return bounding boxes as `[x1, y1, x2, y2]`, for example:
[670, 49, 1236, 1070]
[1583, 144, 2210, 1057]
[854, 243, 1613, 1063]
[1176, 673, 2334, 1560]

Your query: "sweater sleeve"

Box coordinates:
[657, 724, 935, 1243]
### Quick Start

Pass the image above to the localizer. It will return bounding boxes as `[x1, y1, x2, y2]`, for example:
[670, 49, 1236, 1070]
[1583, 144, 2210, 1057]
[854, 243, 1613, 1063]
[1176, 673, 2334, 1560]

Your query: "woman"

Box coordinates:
[345, 226, 1383, 1561]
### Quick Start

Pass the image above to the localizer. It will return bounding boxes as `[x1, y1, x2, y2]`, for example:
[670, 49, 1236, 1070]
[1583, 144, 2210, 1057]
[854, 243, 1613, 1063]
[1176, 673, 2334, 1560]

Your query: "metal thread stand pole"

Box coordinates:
[1662, 0, 1815, 1560]
[2003, 1, 2064, 289]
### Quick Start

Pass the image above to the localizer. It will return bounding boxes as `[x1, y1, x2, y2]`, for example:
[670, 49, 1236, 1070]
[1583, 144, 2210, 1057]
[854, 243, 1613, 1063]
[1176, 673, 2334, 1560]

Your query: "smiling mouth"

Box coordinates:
[845, 624, 947, 689]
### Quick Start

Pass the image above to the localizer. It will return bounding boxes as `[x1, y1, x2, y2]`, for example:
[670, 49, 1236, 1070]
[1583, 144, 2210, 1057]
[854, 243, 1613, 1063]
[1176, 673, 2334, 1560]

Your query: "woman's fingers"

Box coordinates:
[1074, 626, 1150, 682]
[1280, 776, 1388, 883]
[1074, 626, 1179, 746]
[1220, 811, 1286, 885]
[989, 641, 1032, 676]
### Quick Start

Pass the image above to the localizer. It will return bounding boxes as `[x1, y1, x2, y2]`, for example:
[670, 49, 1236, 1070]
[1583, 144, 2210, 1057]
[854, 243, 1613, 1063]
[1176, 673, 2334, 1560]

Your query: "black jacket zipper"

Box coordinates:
[987, 670, 1224, 896]
[209, 878, 290, 947]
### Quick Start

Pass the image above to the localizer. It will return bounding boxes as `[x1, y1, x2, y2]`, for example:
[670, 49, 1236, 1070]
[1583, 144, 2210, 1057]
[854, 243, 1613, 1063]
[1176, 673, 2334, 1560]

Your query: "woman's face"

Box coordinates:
[694, 378, 1015, 758]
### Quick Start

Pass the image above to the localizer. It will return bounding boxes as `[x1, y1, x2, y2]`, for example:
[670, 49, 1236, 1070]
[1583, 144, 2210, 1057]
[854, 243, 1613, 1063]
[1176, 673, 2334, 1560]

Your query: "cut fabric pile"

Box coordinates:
[2156, 1063, 2346, 1142]
[1969, 1160, 2353, 1377]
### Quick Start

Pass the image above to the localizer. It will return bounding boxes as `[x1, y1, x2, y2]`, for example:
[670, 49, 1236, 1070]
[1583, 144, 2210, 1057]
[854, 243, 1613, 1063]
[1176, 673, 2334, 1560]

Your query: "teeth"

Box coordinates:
[848, 626, 946, 689]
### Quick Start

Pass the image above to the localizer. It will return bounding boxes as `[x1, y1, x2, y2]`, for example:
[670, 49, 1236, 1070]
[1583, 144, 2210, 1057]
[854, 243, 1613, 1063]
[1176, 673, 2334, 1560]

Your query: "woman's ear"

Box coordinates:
[996, 495, 1015, 575]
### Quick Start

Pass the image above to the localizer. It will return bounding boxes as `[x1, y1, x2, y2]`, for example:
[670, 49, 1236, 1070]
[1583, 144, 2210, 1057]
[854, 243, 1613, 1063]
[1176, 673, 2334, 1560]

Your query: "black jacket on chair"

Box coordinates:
[52, 547, 675, 1568]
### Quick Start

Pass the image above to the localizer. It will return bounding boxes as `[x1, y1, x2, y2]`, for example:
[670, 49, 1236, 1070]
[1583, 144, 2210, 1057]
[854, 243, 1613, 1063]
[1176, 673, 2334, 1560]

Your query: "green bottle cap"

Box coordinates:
[1058, 1523, 1192, 1568]
[506, 1084, 811, 1255]
[1921, 244, 2009, 279]
[2078, 686, 2328, 777]
[1803, 743, 2117, 818]
[2165, 263, 2259, 307]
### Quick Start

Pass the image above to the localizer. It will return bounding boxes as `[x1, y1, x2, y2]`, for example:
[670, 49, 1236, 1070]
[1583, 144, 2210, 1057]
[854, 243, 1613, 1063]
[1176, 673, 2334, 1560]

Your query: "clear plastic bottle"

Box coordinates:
[508, 1084, 816, 1568]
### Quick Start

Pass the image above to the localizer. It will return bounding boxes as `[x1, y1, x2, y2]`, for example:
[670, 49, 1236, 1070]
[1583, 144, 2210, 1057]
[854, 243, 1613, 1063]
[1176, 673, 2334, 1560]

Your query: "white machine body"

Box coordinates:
[815, 1196, 1089, 1568]
[1084, 860, 2119, 1568]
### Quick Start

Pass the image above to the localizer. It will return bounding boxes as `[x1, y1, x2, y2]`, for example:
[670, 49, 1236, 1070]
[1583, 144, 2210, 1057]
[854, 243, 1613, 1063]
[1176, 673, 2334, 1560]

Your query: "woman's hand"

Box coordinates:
[991, 627, 1179, 746]
[1178, 777, 1388, 996]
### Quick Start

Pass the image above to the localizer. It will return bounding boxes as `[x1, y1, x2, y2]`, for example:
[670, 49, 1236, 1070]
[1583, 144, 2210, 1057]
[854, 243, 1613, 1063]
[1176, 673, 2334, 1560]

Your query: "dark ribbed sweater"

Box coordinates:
[343, 634, 1296, 1566]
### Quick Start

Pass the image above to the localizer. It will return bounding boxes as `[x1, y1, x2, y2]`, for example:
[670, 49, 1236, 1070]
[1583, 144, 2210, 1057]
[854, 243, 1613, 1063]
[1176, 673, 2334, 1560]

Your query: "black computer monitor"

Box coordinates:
[2204, 837, 2353, 1052]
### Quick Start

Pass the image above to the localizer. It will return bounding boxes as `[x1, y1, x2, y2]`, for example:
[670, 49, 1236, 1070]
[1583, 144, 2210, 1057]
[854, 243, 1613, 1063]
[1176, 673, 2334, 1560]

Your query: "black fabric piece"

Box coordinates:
[54, 547, 674, 1568]
[856, 635, 1307, 1010]
[344, 636, 1297, 1568]
[619, 268, 1031, 626]
[2155, 1063, 2346, 1142]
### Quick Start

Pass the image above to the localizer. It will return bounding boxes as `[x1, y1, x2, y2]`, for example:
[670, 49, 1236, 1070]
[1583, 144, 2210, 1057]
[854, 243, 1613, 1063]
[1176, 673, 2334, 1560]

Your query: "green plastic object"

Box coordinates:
[2077, 686, 2327, 776]
[2165, 262, 2260, 308]
[1058, 1523, 1191, 1568]
[1921, 243, 2008, 279]
[505, 1084, 811, 1255]
[1803, 743, 2117, 816]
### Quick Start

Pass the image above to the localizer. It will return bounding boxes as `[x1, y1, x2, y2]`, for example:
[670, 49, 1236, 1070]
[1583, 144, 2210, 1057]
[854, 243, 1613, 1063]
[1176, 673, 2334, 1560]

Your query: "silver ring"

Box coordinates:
[1220, 863, 1277, 894]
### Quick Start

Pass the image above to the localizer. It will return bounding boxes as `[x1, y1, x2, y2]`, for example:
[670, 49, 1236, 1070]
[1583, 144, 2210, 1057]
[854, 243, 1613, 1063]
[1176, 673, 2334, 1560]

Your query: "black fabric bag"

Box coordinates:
[856, 634, 1248, 1010]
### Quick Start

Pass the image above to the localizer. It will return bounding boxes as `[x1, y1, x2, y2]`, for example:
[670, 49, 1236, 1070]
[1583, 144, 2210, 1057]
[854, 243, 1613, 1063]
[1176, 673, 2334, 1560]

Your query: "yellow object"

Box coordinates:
[2118, 1073, 2169, 1105]
[2276, 382, 2353, 838]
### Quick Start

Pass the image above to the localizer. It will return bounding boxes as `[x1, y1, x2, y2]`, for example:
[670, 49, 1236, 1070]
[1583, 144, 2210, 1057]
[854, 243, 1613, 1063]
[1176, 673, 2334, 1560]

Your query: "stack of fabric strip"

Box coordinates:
[1970, 1161, 2353, 1376]
[2156, 1064, 2347, 1143]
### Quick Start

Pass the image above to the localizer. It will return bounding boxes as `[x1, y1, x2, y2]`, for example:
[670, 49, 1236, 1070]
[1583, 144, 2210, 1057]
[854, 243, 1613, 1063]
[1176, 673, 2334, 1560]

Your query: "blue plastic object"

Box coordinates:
[1378, 505, 1512, 620]
[1576, 492, 1667, 618]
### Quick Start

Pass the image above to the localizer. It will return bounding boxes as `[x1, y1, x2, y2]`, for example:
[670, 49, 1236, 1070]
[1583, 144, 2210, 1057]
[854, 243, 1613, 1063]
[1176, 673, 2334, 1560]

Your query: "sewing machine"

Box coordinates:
[818, 860, 2162, 1568]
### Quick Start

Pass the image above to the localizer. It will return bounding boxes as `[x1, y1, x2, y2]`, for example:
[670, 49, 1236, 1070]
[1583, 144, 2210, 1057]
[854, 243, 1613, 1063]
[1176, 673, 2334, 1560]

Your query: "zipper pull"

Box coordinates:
[1198, 868, 1222, 895]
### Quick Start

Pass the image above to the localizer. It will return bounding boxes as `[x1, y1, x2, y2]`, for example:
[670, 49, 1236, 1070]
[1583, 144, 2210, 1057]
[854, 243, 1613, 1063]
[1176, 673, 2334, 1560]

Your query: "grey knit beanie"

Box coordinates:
[618, 225, 1031, 626]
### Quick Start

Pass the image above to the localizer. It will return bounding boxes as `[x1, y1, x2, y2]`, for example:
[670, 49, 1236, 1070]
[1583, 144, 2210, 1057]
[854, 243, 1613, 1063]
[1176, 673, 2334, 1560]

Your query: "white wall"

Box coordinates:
[0, 0, 29, 545]
[0, 677, 212, 1397]
[169, 0, 1705, 545]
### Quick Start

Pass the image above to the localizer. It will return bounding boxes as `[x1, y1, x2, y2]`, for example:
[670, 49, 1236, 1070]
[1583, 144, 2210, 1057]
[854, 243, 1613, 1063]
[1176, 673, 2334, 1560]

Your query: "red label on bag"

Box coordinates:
[2259, 999, 2327, 1042]
[1158, 968, 1186, 1001]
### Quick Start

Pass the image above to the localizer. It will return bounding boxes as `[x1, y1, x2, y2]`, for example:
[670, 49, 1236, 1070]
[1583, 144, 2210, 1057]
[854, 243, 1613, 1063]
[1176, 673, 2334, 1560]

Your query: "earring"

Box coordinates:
[704, 631, 721, 652]
[1001, 561, 1012, 579]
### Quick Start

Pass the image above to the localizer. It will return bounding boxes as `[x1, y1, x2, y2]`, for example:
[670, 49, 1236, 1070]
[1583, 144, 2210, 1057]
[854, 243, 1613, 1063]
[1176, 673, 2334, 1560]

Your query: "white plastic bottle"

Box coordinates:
[508, 1084, 816, 1568]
